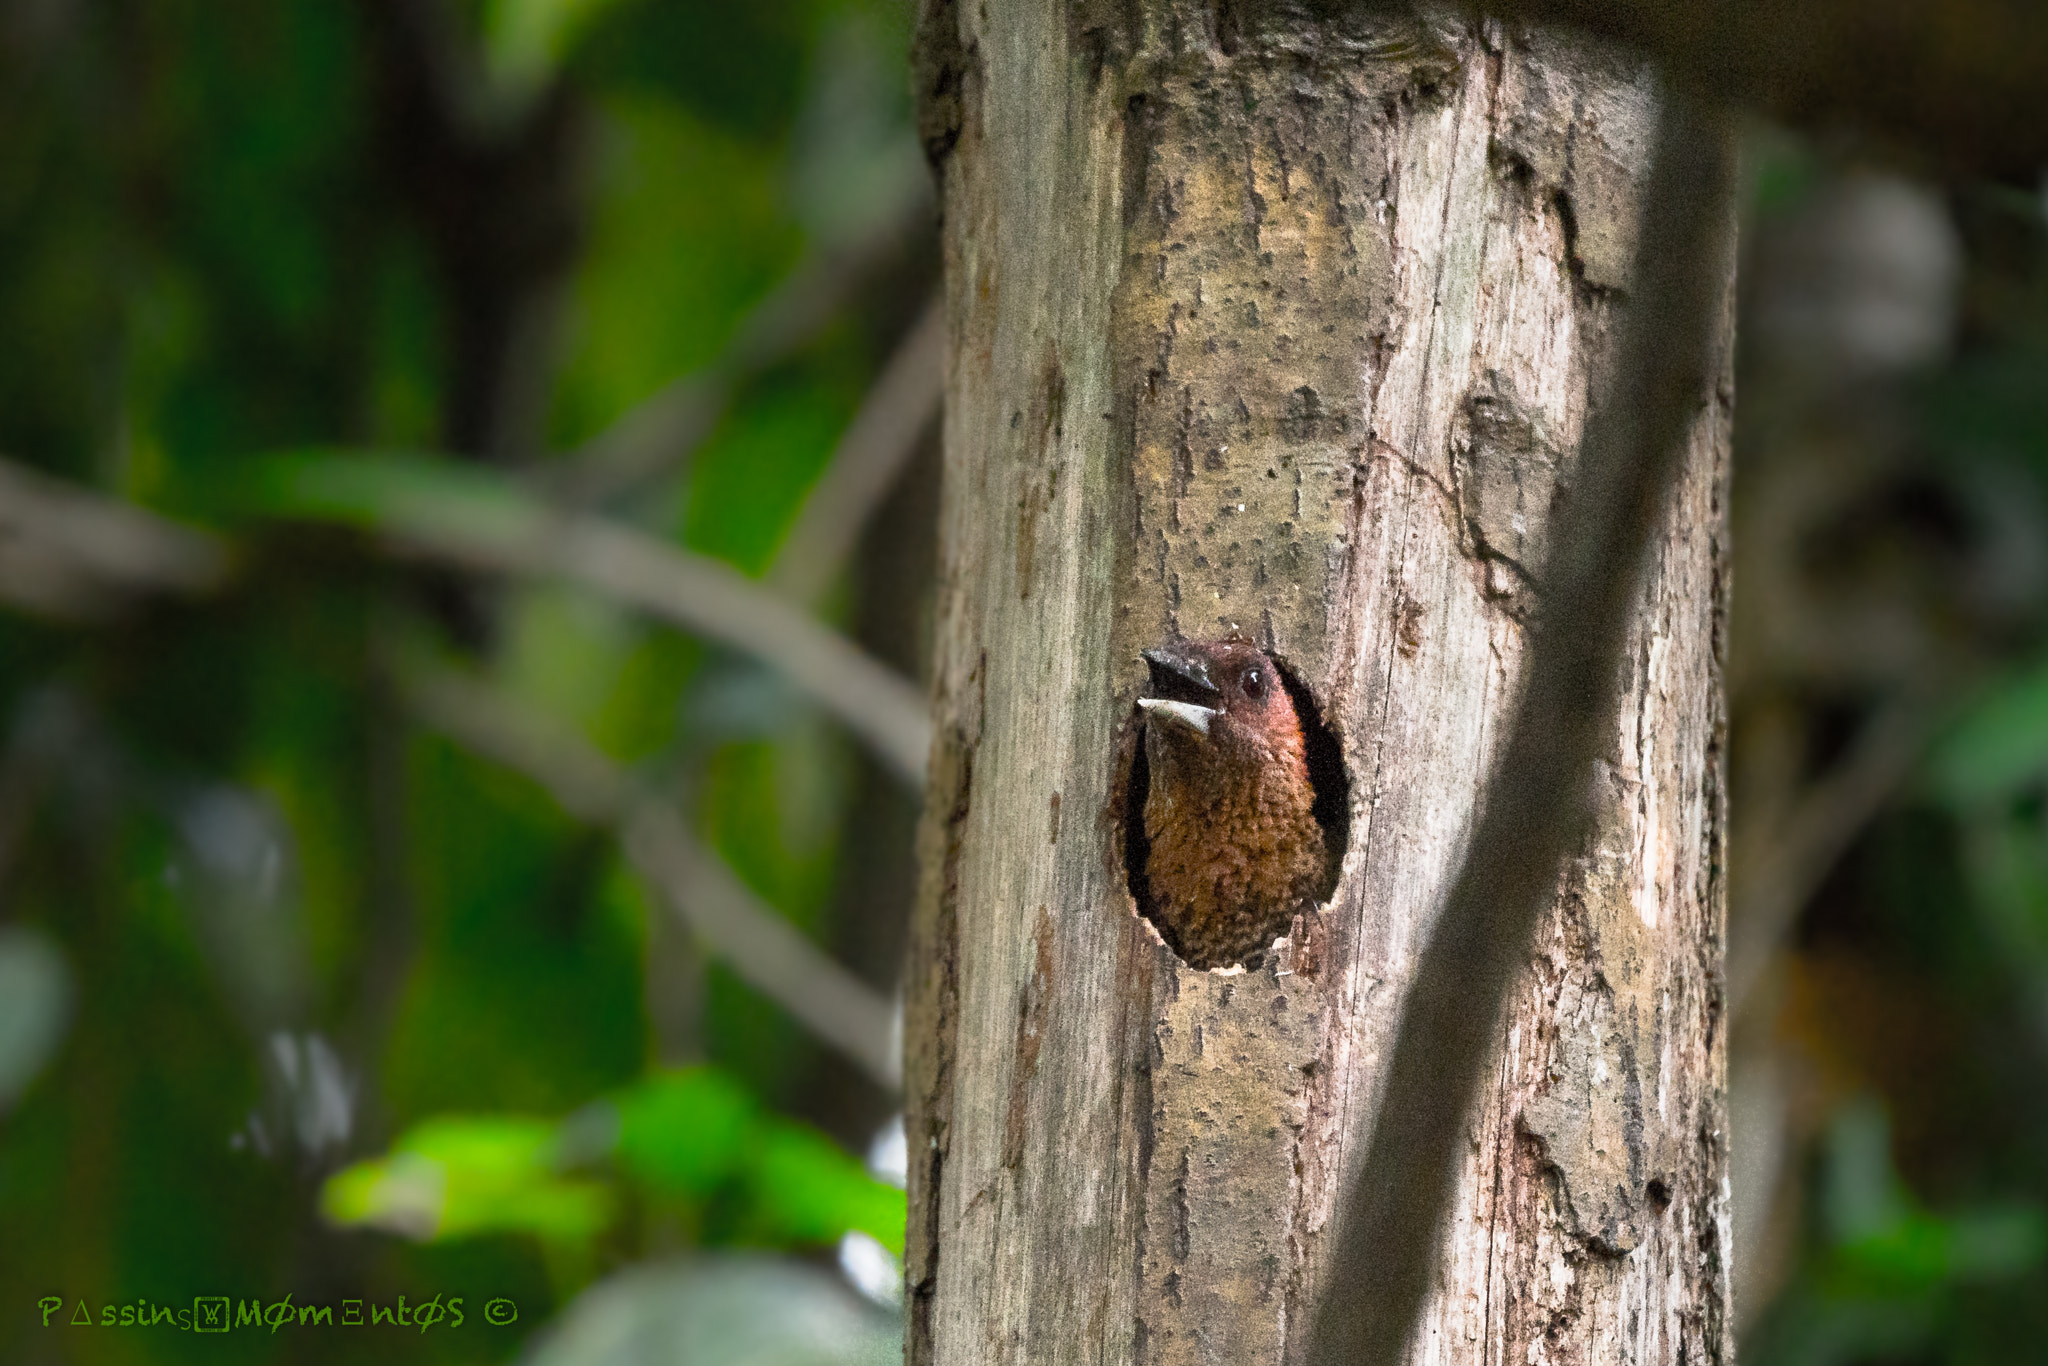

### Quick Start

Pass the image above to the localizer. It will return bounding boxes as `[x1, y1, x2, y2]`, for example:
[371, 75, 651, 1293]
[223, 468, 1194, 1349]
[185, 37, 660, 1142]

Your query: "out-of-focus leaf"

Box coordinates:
[1817, 1204, 2046, 1304]
[500, 586, 642, 751]
[383, 733, 643, 1119]
[1955, 817, 2048, 976]
[1836, 1212, 1969, 1288]
[700, 730, 845, 925]
[611, 1066, 760, 1197]
[1941, 1207, 2048, 1281]
[748, 1125, 906, 1257]
[1750, 1096, 2048, 1366]
[524, 1255, 899, 1366]
[0, 928, 72, 1109]
[364, 238, 447, 449]
[569, 3, 815, 141]
[551, 92, 802, 448]
[1926, 659, 2048, 804]
[608, 1067, 905, 1253]
[1803, 1099, 2044, 1303]
[330, 1068, 904, 1260]
[322, 1114, 612, 1243]
[683, 377, 856, 575]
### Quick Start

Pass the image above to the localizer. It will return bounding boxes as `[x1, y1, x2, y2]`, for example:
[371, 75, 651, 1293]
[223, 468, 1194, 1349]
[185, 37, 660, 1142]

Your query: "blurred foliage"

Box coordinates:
[322, 1068, 902, 1258]
[0, 0, 926, 1362]
[1732, 127, 2048, 1365]
[1748, 1099, 2045, 1366]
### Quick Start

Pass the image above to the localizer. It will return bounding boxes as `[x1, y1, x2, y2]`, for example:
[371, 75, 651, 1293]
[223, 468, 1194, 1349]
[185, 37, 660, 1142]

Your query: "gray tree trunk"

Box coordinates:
[905, 5, 1732, 1365]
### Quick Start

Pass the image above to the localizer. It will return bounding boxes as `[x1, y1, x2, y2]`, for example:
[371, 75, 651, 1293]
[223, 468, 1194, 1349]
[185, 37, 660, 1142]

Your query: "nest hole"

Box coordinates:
[1119, 651, 1350, 968]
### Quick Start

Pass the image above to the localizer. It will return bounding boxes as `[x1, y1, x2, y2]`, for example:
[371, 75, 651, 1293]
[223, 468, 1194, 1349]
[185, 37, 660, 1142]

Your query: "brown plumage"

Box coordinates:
[1138, 638, 1326, 968]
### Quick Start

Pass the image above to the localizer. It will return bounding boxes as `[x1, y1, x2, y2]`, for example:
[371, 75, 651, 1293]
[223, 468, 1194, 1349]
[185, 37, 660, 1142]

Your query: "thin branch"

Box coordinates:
[0, 457, 230, 619]
[277, 457, 932, 784]
[551, 206, 933, 509]
[1307, 90, 1739, 1366]
[1473, 0, 2048, 179]
[550, 517, 931, 785]
[767, 295, 944, 603]
[401, 665, 903, 1090]
[1728, 699, 1931, 1016]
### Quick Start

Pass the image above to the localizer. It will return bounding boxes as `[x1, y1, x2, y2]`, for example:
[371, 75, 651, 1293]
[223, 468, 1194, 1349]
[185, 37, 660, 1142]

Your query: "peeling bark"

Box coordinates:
[906, 5, 1731, 1364]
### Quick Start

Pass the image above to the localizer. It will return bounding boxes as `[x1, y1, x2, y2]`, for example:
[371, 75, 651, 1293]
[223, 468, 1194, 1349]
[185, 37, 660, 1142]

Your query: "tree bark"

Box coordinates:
[906, 6, 1732, 1365]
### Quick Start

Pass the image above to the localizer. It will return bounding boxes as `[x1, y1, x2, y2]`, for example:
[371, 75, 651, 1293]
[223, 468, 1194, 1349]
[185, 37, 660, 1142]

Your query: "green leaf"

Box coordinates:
[748, 1125, 906, 1256]
[321, 1114, 613, 1244]
[550, 92, 802, 447]
[612, 1067, 761, 1197]
[609, 1067, 905, 1253]
[1818, 1098, 2046, 1293]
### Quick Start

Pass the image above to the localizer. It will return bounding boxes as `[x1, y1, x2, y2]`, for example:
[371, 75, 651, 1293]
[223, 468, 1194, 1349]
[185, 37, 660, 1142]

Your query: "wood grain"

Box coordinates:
[907, 6, 1731, 1363]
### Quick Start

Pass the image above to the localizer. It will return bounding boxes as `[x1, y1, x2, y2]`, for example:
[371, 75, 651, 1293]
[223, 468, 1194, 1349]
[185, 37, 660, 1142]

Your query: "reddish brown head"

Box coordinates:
[1138, 638, 1305, 769]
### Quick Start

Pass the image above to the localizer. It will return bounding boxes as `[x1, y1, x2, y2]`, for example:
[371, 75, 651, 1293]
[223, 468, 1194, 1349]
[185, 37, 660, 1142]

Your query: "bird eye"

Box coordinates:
[1243, 667, 1263, 695]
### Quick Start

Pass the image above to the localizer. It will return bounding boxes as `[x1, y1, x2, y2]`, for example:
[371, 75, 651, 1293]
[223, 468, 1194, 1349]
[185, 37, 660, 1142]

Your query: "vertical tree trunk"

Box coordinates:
[906, 5, 1732, 1364]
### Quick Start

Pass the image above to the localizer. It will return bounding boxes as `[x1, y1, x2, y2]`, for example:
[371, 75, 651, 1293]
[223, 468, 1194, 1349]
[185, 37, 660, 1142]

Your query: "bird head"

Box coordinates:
[1138, 638, 1303, 765]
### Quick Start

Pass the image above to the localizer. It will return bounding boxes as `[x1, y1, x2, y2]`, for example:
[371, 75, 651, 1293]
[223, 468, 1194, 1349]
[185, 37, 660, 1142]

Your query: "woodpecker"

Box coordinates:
[1137, 638, 1326, 968]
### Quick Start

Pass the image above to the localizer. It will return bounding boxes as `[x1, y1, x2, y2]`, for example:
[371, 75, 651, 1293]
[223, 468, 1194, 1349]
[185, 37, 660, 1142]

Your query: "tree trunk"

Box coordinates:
[906, 5, 1732, 1365]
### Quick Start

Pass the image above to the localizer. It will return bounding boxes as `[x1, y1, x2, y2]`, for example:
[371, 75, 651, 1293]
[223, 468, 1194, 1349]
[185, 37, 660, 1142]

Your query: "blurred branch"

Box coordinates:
[1308, 90, 1739, 1366]
[1469, 0, 2048, 179]
[0, 457, 230, 620]
[401, 665, 903, 1091]
[0, 447, 935, 784]
[556, 368, 726, 508]
[252, 454, 932, 786]
[1729, 699, 1932, 1016]
[766, 295, 943, 604]
[552, 205, 933, 509]
[545, 521, 930, 786]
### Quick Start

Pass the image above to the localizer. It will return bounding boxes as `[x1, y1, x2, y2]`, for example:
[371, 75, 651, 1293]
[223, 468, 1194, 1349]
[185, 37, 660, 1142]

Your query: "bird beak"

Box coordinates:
[1141, 644, 1224, 737]
[1138, 697, 1218, 735]
[1141, 645, 1220, 698]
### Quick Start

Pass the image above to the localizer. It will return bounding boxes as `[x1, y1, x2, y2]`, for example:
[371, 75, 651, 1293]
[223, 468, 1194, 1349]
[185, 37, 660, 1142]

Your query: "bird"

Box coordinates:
[1136, 637, 1327, 969]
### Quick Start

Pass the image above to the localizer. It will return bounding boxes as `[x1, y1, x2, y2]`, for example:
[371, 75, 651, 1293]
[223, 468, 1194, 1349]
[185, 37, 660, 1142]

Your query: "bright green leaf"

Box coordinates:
[321, 1114, 612, 1244]
[749, 1125, 906, 1256]
[612, 1067, 761, 1198]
